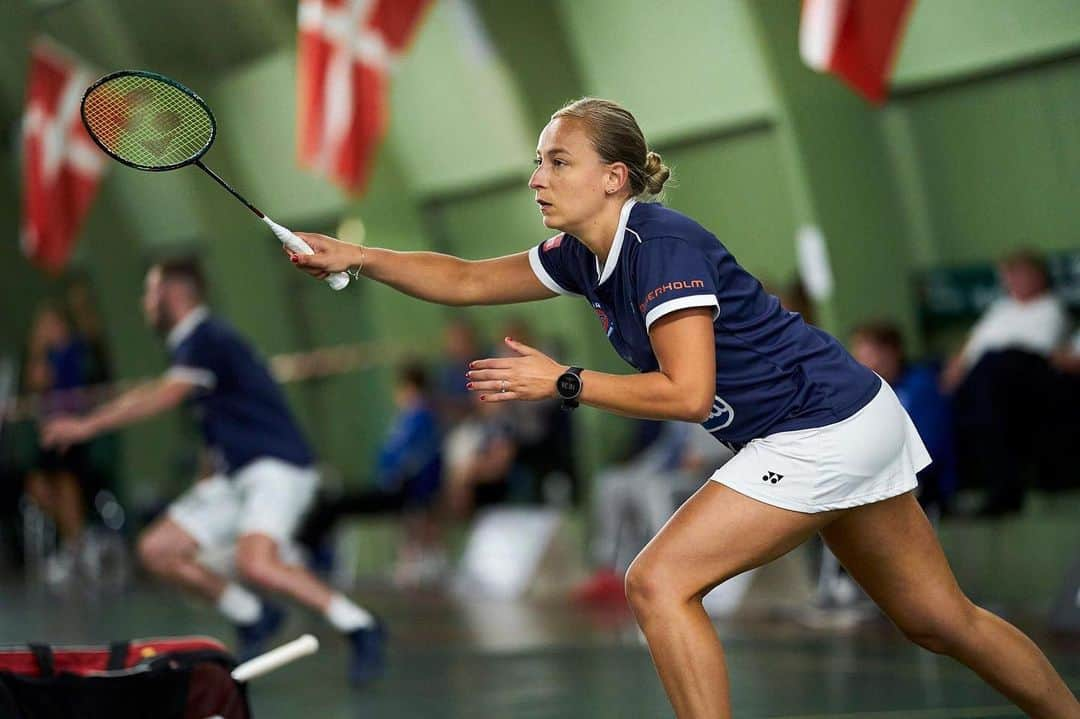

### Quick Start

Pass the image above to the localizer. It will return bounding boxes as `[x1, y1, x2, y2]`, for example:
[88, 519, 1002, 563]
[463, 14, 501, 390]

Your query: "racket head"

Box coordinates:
[81, 70, 216, 172]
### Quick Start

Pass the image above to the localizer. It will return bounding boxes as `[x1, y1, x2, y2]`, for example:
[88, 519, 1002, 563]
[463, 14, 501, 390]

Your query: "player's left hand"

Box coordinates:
[466, 337, 565, 402]
[41, 416, 95, 450]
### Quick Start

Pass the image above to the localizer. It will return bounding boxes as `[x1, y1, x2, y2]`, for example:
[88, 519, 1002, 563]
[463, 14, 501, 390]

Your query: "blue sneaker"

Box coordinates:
[347, 618, 387, 686]
[235, 602, 287, 662]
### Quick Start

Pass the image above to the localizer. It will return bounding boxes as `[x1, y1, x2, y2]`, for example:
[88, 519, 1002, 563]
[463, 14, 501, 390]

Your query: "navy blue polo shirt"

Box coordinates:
[528, 200, 881, 446]
[166, 308, 314, 473]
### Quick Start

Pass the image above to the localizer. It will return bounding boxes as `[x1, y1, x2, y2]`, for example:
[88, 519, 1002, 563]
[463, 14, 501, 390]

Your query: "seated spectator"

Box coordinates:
[442, 393, 519, 520]
[298, 362, 444, 584]
[850, 322, 957, 515]
[943, 249, 1070, 515]
[941, 249, 1068, 392]
[493, 316, 579, 505]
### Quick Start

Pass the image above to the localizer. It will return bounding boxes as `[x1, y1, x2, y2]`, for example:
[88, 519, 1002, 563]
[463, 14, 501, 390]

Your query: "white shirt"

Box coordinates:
[963, 293, 1069, 365]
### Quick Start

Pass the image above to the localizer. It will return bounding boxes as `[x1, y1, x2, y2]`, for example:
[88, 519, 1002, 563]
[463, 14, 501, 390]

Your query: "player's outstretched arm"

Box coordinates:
[41, 378, 196, 450]
[286, 233, 555, 306]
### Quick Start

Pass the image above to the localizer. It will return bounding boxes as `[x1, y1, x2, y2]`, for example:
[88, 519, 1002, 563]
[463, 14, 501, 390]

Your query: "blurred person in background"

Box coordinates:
[286, 98, 1079, 719]
[944, 249, 1070, 516]
[65, 274, 113, 390]
[851, 322, 956, 516]
[942, 250, 1068, 392]
[41, 258, 386, 684]
[22, 302, 92, 583]
[494, 315, 579, 506]
[442, 391, 519, 520]
[299, 361, 445, 587]
[431, 316, 483, 428]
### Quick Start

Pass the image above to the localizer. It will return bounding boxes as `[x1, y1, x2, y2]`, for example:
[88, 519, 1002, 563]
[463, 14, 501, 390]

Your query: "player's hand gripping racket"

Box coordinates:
[81, 70, 349, 291]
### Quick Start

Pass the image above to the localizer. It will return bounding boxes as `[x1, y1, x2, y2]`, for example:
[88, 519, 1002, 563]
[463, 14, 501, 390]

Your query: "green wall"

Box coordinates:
[885, 57, 1080, 268]
[559, 0, 775, 143]
[895, 0, 1080, 87]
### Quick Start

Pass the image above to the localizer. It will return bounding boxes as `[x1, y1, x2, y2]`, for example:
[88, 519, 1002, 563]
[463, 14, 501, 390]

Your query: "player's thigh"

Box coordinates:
[137, 516, 201, 564]
[627, 481, 833, 603]
[821, 492, 974, 640]
[162, 475, 241, 553]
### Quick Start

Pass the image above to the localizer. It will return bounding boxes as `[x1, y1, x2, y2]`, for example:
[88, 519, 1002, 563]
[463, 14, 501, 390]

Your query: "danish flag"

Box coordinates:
[21, 38, 106, 274]
[297, 0, 431, 194]
[799, 0, 915, 104]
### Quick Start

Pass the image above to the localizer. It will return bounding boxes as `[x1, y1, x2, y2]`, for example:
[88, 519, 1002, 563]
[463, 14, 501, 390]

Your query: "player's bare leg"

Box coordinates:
[235, 533, 386, 684]
[823, 493, 1080, 719]
[625, 482, 835, 718]
[136, 516, 226, 601]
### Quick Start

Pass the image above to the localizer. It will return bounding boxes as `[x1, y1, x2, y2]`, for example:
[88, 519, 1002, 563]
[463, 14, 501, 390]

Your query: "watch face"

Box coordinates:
[557, 373, 582, 399]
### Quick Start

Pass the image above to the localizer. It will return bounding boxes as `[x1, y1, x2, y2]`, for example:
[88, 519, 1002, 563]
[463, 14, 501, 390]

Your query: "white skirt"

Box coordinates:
[708, 379, 930, 513]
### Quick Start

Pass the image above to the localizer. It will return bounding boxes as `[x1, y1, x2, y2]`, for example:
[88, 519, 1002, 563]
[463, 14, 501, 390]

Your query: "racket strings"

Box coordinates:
[83, 75, 213, 168]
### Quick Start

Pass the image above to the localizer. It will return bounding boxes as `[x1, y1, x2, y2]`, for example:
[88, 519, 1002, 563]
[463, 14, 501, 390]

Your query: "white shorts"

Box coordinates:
[168, 458, 319, 551]
[709, 380, 930, 513]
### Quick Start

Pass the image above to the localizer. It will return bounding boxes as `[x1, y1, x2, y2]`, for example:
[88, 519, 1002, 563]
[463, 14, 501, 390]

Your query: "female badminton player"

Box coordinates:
[285, 98, 1080, 718]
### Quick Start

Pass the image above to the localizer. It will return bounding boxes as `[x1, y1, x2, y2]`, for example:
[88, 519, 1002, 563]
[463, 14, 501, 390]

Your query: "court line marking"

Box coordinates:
[769, 706, 1019, 719]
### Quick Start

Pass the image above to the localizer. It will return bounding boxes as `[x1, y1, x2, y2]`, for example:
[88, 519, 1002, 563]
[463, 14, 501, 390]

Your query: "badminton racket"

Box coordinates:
[81, 69, 349, 291]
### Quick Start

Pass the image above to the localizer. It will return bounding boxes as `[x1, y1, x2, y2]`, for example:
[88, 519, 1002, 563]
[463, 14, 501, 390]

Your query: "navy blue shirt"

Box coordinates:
[893, 362, 955, 490]
[528, 200, 881, 446]
[167, 308, 314, 474]
[376, 400, 442, 504]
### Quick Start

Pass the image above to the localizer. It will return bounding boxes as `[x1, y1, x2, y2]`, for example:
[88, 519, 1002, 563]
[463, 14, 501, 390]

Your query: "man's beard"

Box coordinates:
[150, 307, 174, 337]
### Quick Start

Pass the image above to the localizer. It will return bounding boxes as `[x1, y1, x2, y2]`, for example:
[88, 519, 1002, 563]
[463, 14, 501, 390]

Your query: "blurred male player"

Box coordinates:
[43, 257, 385, 684]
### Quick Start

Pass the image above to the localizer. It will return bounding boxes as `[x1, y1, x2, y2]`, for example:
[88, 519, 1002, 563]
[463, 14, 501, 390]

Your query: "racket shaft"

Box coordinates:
[195, 161, 264, 219]
[194, 162, 348, 291]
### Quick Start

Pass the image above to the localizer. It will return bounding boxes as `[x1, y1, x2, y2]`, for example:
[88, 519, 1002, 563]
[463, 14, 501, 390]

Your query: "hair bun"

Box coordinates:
[643, 150, 671, 195]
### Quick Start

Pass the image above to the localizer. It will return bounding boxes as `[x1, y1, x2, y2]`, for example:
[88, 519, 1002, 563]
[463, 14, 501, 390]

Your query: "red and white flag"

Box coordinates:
[799, 0, 915, 104]
[297, 0, 431, 194]
[21, 38, 106, 274]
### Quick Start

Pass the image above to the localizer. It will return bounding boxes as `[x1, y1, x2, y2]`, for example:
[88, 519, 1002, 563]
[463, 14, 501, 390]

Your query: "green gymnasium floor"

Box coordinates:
[4, 580, 1078, 718]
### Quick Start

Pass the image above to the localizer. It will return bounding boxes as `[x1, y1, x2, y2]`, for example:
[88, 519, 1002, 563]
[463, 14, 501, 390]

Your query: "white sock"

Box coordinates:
[324, 593, 374, 632]
[216, 583, 262, 625]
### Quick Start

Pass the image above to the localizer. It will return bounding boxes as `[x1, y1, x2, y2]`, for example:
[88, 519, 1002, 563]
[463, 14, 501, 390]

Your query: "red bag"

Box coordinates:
[0, 636, 251, 719]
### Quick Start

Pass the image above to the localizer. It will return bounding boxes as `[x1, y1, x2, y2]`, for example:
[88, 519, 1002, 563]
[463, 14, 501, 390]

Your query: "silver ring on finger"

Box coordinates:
[501, 380, 508, 393]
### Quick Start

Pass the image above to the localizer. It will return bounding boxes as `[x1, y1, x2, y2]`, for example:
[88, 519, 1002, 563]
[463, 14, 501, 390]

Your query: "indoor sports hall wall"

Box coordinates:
[1, 0, 1078, 496]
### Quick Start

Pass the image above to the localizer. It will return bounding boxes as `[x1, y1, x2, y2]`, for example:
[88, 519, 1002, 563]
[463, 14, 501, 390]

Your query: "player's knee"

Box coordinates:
[896, 599, 977, 655]
[136, 532, 170, 574]
[625, 555, 674, 615]
[235, 552, 283, 591]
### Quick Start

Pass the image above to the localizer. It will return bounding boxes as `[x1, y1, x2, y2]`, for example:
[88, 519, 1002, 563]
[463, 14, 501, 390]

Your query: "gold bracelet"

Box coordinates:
[347, 245, 366, 280]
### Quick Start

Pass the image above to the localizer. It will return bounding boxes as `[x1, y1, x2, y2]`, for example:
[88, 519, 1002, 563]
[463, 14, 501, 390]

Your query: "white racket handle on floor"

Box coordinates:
[231, 633, 320, 682]
[263, 217, 350, 291]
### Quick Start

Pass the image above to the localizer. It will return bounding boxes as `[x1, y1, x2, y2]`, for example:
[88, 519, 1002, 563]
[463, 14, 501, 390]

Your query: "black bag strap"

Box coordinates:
[106, 641, 131, 671]
[27, 643, 54, 677]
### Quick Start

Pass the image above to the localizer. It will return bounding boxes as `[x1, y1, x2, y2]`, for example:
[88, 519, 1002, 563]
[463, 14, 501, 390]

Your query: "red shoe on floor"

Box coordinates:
[572, 568, 626, 604]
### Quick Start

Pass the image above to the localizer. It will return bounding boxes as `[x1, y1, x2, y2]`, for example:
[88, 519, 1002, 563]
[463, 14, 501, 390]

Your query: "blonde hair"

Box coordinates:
[552, 98, 671, 198]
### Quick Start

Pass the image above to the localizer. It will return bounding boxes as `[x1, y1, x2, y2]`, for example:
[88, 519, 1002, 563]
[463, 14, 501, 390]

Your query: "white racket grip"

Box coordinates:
[262, 216, 350, 291]
[231, 633, 320, 683]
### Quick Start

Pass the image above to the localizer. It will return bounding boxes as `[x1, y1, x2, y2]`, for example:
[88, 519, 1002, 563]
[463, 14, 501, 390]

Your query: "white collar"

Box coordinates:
[595, 198, 637, 286]
[166, 306, 210, 350]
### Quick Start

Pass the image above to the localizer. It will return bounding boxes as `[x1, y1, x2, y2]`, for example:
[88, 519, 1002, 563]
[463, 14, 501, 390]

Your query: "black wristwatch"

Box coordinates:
[556, 366, 584, 410]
